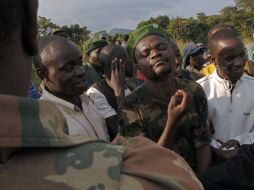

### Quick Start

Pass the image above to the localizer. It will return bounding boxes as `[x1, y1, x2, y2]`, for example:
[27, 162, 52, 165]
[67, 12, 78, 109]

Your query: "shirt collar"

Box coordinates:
[40, 84, 90, 111]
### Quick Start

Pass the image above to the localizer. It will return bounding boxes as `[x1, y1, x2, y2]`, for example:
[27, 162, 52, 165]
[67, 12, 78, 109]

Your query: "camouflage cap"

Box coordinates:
[84, 38, 109, 55]
[125, 24, 170, 64]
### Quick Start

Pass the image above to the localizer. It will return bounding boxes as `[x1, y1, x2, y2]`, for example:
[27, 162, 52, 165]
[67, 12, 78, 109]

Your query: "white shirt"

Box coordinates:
[197, 71, 254, 145]
[86, 86, 131, 119]
[40, 87, 109, 142]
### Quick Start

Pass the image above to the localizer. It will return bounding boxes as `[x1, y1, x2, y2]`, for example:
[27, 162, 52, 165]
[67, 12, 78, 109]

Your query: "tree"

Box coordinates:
[136, 15, 169, 29]
[197, 12, 206, 23]
[220, 6, 237, 16]
[235, 0, 254, 11]
[61, 24, 91, 45]
[38, 16, 59, 37]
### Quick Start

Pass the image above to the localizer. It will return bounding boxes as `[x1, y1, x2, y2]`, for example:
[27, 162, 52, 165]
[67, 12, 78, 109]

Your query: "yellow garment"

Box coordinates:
[201, 63, 216, 76]
[202, 62, 250, 76]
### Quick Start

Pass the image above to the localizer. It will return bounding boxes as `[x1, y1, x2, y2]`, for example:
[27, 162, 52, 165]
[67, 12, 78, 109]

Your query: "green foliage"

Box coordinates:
[235, 0, 254, 11]
[136, 15, 169, 29]
[38, 16, 59, 37]
[61, 24, 91, 47]
[135, 0, 254, 44]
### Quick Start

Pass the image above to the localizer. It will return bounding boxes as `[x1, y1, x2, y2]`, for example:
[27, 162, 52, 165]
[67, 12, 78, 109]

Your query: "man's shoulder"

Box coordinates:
[196, 74, 213, 86]
[177, 77, 205, 93]
[242, 73, 254, 83]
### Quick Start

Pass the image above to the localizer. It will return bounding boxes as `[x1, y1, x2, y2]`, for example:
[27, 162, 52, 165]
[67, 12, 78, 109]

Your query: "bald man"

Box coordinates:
[35, 36, 109, 141]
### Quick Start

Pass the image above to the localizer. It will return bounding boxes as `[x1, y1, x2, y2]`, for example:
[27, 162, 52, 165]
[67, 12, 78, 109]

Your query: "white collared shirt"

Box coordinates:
[197, 71, 254, 145]
[40, 87, 109, 142]
[86, 86, 131, 119]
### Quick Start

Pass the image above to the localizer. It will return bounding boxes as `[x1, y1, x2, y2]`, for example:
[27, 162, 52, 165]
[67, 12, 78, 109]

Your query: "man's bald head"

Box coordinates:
[208, 23, 232, 42]
[99, 44, 133, 78]
[209, 29, 240, 56]
[35, 36, 79, 68]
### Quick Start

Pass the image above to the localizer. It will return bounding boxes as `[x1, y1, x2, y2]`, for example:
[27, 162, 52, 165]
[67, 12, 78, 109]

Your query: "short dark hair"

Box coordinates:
[0, 0, 22, 47]
[209, 29, 240, 54]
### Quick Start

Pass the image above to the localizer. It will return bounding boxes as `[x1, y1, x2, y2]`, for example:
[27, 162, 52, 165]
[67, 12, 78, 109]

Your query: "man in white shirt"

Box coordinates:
[34, 36, 109, 141]
[197, 28, 254, 156]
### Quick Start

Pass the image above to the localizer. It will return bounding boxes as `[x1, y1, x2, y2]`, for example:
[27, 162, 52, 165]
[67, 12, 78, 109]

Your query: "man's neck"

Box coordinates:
[146, 73, 177, 102]
[45, 86, 82, 109]
[217, 69, 239, 84]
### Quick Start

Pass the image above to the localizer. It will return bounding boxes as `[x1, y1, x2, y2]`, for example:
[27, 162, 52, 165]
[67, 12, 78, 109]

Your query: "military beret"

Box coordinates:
[125, 24, 170, 64]
[84, 38, 109, 55]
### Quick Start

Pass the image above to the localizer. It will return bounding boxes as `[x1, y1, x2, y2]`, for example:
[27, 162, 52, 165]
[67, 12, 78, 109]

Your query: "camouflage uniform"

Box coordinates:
[186, 66, 204, 81]
[0, 94, 203, 190]
[119, 77, 211, 171]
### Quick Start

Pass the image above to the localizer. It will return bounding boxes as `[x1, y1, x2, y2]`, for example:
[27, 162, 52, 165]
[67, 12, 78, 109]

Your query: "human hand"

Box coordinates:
[218, 139, 240, 151]
[167, 90, 188, 123]
[106, 58, 125, 96]
[212, 147, 239, 160]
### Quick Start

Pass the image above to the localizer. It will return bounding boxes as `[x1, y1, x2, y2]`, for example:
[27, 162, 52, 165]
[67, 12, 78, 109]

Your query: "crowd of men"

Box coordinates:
[1, 0, 254, 190]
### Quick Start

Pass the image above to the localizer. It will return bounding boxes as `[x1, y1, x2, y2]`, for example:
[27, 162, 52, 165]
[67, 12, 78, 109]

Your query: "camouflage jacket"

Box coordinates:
[186, 66, 204, 81]
[0, 94, 203, 190]
[119, 77, 211, 171]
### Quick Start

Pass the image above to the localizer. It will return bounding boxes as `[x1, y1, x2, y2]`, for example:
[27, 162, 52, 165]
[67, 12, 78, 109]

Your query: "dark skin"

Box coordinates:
[210, 36, 246, 159]
[212, 37, 246, 84]
[171, 42, 183, 76]
[135, 35, 211, 173]
[39, 39, 86, 108]
[0, 0, 38, 97]
[88, 47, 104, 77]
[134, 35, 177, 102]
[99, 45, 134, 140]
[189, 49, 205, 71]
[0, 0, 38, 160]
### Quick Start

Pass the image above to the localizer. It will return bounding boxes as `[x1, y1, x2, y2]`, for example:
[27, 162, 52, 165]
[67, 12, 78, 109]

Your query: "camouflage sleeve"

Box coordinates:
[118, 95, 146, 138]
[119, 137, 204, 190]
[192, 84, 211, 148]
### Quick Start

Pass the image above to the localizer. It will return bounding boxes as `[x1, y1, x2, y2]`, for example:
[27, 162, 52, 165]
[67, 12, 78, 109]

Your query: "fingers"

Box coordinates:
[219, 139, 239, 150]
[111, 59, 116, 73]
[112, 58, 125, 75]
[168, 94, 177, 108]
[176, 90, 188, 110]
[216, 139, 224, 144]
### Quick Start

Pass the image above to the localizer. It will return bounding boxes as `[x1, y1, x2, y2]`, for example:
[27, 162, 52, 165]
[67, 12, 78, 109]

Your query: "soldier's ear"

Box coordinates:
[21, 0, 38, 56]
[37, 65, 49, 81]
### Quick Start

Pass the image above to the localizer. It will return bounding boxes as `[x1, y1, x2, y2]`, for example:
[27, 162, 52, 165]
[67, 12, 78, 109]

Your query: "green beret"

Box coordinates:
[84, 38, 109, 55]
[125, 24, 170, 64]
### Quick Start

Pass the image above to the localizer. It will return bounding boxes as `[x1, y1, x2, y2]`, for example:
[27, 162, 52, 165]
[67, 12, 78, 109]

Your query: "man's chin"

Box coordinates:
[145, 70, 171, 81]
[73, 87, 85, 96]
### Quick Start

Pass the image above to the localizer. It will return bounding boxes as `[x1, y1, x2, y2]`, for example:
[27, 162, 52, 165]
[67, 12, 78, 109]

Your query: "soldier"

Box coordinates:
[0, 1, 204, 189]
[121, 24, 211, 173]
[83, 38, 109, 89]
